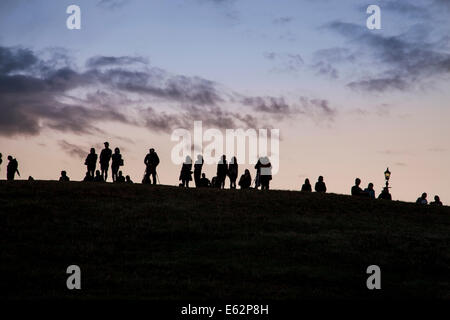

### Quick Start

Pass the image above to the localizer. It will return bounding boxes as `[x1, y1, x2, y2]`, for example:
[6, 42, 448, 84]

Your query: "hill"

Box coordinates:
[1, 181, 450, 300]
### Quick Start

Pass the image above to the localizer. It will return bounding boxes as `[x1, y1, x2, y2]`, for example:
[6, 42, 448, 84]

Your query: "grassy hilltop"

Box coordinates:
[1, 180, 450, 300]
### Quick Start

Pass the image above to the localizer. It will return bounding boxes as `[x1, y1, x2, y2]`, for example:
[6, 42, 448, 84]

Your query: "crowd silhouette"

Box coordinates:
[0, 145, 445, 206]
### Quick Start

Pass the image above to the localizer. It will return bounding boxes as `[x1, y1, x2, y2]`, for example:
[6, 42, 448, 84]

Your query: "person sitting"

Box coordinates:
[378, 187, 392, 200]
[351, 178, 365, 196]
[238, 169, 252, 189]
[94, 170, 104, 182]
[116, 171, 126, 183]
[416, 192, 428, 205]
[315, 176, 327, 193]
[83, 171, 93, 182]
[59, 170, 70, 182]
[198, 173, 211, 187]
[126, 175, 133, 184]
[430, 195, 443, 206]
[301, 178, 312, 192]
[364, 183, 376, 199]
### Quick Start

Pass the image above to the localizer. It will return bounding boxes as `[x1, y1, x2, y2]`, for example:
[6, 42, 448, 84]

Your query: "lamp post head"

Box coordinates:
[384, 167, 391, 181]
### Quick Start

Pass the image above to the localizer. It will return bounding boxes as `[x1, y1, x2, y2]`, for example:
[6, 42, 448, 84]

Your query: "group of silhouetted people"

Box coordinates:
[177, 154, 272, 190]
[0, 153, 21, 181]
[81, 142, 133, 183]
[416, 193, 443, 206]
[0, 147, 446, 206]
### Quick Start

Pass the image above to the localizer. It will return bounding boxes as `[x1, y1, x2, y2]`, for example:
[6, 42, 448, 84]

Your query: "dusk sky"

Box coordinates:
[0, 0, 449, 203]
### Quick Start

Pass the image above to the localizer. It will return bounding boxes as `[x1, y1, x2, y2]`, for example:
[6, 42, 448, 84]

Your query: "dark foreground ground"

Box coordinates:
[1, 181, 450, 300]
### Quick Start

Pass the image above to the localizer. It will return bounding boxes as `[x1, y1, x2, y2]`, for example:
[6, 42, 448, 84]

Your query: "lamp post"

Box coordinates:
[384, 167, 391, 188]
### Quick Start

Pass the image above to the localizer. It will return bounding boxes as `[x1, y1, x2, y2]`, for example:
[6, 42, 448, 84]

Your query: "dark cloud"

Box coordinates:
[86, 56, 148, 68]
[0, 45, 334, 137]
[327, 21, 450, 92]
[242, 96, 291, 114]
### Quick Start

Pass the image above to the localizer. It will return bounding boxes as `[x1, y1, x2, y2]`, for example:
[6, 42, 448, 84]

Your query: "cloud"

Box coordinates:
[86, 56, 148, 68]
[263, 52, 304, 73]
[58, 140, 87, 159]
[0, 45, 335, 137]
[326, 21, 450, 92]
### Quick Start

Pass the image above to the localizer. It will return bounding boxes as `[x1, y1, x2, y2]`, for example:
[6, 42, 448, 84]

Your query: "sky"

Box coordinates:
[0, 0, 449, 204]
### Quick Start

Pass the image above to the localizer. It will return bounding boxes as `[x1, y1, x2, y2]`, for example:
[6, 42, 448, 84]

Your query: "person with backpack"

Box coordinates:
[85, 148, 97, 178]
[7, 155, 20, 181]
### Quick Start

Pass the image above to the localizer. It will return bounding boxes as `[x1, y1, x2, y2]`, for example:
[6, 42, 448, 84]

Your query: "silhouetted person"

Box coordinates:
[258, 157, 272, 190]
[194, 154, 204, 188]
[126, 175, 133, 184]
[430, 195, 443, 206]
[254, 160, 261, 189]
[116, 170, 125, 183]
[315, 176, 327, 193]
[94, 170, 104, 182]
[238, 169, 252, 189]
[364, 183, 375, 199]
[111, 147, 124, 182]
[217, 155, 228, 189]
[144, 148, 160, 185]
[0, 153, 2, 174]
[28, 176, 34, 181]
[85, 148, 97, 178]
[228, 156, 238, 189]
[301, 178, 312, 192]
[179, 156, 193, 187]
[100, 142, 112, 181]
[416, 193, 428, 205]
[378, 187, 392, 200]
[199, 173, 211, 187]
[6, 155, 20, 181]
[351, 178, 366, 197]
[83, 171, 93, 182]
[59, 170, 70, 182]
[211, 176, 219, 188]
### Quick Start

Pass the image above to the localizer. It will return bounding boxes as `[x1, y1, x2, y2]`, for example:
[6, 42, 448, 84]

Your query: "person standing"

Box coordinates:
[111, 147, 124, 182]
[179, 156, 193, 187]
[259, 157, 272, 190]
[85, 148, 97, 178]
[7, 155, 20, 181]
[194, 155, 204, 188]
[144, 148, 160, 185]
[100, 142, 112, 181]
[216, 155, 228, 189]
[228, 156, 238, 189]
